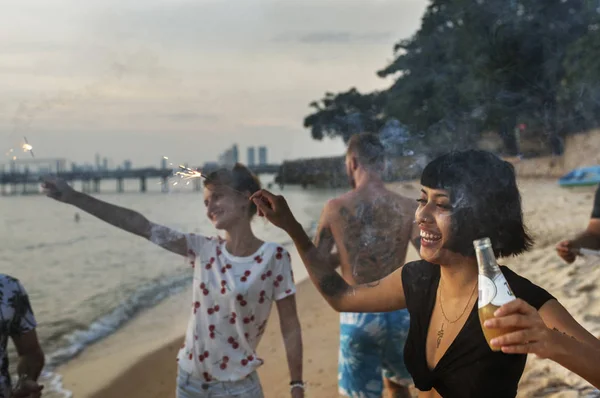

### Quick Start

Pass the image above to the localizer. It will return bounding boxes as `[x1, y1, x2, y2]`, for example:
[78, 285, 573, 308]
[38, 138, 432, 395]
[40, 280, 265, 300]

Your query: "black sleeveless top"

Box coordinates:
[401, 260, 555, 398]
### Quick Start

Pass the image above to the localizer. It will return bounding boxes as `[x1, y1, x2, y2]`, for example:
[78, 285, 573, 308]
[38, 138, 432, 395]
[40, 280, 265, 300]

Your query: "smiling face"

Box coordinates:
[203, 185, 249, 230]
[415, 186, 457, 264]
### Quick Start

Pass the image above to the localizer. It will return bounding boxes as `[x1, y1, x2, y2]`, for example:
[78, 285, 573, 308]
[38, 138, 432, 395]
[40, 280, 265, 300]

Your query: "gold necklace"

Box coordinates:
[436, 278, 477, 349]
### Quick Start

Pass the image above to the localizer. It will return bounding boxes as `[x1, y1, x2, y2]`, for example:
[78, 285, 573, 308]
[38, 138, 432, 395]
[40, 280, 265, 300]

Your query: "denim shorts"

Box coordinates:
[176, 367, 264, 398]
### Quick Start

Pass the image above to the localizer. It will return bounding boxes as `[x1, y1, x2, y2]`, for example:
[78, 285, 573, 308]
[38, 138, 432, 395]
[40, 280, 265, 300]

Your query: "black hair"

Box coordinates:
[421, 149, 533, 258]
[203, 163, 261, 217]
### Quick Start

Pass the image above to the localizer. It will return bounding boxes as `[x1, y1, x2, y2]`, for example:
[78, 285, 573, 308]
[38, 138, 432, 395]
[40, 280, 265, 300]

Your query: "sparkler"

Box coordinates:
[162, 156, 205, 187]
[22, 136, 34, 158]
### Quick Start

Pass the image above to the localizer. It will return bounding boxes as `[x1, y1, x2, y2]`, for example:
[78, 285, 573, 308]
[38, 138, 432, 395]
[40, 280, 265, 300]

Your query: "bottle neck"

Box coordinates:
[475, 246, 501, 278]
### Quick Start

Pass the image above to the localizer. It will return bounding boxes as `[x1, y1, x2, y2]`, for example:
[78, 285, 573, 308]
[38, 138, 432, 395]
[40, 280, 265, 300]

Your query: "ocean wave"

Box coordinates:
[44, 270, 191, 369]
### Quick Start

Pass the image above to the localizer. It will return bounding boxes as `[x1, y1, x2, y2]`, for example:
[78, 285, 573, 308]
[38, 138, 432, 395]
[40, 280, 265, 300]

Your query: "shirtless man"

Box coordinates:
[314, 133, 420, 398]
[556, 183, 600, 263]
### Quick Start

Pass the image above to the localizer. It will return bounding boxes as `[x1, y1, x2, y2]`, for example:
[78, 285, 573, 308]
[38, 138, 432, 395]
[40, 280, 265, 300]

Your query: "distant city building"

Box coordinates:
[161, 157, 168, 169]
[95, 153, 101, 170]
[247, 147, 256, 166]
[258, 146, 267, 166]
[123, 160, 132, 170]
[102, 158, 108, 171]
[218, 144, 239, 166]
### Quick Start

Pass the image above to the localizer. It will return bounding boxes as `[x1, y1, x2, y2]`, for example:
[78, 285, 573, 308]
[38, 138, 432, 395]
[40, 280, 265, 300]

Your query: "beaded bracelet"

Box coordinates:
[290, 380, 305, 391]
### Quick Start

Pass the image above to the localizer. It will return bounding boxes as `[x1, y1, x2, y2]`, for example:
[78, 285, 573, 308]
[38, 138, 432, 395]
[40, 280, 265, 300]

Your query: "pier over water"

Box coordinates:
[0, 158, 280, 196]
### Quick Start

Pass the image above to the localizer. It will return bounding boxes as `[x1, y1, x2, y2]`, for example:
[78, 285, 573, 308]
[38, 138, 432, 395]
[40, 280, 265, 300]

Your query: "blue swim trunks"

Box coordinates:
[338, 310, 412, 398]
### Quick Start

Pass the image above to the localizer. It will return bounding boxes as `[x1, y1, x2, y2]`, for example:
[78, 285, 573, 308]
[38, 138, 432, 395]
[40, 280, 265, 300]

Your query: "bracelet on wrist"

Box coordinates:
[289, 380, 305, 391]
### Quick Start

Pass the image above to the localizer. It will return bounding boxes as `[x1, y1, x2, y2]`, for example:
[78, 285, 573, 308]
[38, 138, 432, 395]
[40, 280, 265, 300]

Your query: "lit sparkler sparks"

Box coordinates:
[22, 137, 34, 157]
[162, 156, 206, 187]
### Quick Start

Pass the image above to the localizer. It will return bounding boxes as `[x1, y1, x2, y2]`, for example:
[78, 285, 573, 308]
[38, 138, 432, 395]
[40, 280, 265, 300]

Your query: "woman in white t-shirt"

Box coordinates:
[42, 164, 304, 398]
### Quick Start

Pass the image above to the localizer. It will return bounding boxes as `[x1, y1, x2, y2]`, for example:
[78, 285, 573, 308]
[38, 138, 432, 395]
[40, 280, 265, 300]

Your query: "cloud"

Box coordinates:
[283, 31, 393, 44]
[163, 112, 219, 122]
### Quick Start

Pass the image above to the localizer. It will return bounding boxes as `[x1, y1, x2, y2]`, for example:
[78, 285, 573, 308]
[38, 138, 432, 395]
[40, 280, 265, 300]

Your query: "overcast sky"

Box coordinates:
[1, 0, 427, 168]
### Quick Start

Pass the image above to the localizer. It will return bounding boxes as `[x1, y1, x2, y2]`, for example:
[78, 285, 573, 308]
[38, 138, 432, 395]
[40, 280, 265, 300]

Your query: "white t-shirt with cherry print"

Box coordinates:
[177, 234, 296, 382]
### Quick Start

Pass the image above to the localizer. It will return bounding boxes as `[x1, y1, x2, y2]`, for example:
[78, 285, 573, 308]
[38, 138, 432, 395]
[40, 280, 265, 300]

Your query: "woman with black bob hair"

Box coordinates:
[252, 149, 600, 397]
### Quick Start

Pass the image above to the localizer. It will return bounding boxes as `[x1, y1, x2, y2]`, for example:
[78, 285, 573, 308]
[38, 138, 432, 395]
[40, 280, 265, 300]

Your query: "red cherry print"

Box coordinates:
[232, 343, 239, 349]
[210, 333, 215, 339]
[228, 337, 235, 343]
[220, 363, 227, 370]
[221, 288, 226, 294]
[244, 270, 251, 276]
[285, 289, 292, 294]
[189, 353, 193, 360]
[248, 355, 254, 361]
[245, 333, 249, 339]
[210, 257, 215, 263]
[241, 277, 247, 282]
[261, 274, 266, 281]
[260, 290, 266, 296]
[221, 281, 227, 286]
[221, 267, 227, 273]
[277, 275, 283, 281]
[222, 356, 229, 363]
[276, 253, 282, 259]
[204, 350, 209, 358]
[216, 248, 222, 256]
[203, 372, 211, 382]
[277, 247, 283, 252]
[190, 260, 196, 268]
[188, 249, 196, 257]
[240, 300, 247, 306]
[266, 271, 272, 277]
[274, 281, 280, 288]
[199, 354, 205, 361]
[250, 315, 255, 321]
[205, 262, 212, 270]
[208, 308, 214, 315]
[226, 264, 232, 269]
[214, 305, 220, 312]
[243, 317, 250, 324]
[229, 318, 235, 324]
[258, 298, 264, 304]
[236, 294, 243, 301]
[203, 289, 209, 295]
[200, 283, 206, 289]
[209, 325, 216, 331]
[241, 359, 248, 366]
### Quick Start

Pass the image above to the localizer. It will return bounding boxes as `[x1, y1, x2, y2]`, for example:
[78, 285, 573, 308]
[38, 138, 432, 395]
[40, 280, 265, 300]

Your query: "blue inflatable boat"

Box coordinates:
[558, 166, 600, 187]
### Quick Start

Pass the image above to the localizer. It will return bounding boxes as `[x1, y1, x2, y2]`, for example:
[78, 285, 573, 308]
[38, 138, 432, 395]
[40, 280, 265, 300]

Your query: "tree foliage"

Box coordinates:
[304, 0, 600, 156]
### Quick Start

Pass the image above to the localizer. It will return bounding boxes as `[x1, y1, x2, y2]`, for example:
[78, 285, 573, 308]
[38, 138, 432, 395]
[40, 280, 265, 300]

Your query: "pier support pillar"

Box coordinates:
[161, 176, 169, 193]
[117, 178, 124, 193]
[140, 176, 147, 193]
[93, 178, 101, 193]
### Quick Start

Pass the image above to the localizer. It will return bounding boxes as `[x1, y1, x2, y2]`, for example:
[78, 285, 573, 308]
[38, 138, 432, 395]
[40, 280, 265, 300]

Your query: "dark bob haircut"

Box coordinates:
[203, 163, 261, 217]
[420, 149, 533, 258]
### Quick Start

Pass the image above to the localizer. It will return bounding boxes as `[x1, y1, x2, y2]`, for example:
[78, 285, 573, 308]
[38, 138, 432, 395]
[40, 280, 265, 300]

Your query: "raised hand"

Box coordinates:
[41, 176, 75, 203]
[250, 190, 298, 232]
[556, 240, 576, 264]
[484, 299, 555, 358]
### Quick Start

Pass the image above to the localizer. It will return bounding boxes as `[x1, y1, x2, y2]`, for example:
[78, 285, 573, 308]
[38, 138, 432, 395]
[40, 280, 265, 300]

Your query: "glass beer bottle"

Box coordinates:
[474, 237, 517, 351]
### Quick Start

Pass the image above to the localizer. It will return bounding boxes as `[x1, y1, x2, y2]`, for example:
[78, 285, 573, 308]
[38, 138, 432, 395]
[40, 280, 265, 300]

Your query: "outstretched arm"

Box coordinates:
[42, 177, 188, 256]
[486, 299, 600, 389]
[251, 190, 407, 313]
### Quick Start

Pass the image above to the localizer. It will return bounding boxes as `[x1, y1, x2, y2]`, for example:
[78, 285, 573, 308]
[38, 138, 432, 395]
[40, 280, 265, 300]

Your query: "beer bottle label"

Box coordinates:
[478, 274, 516, 308]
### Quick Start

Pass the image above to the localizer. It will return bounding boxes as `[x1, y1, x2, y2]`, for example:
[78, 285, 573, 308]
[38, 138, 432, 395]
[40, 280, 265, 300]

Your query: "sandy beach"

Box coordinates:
[56, 179, 600, 398]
